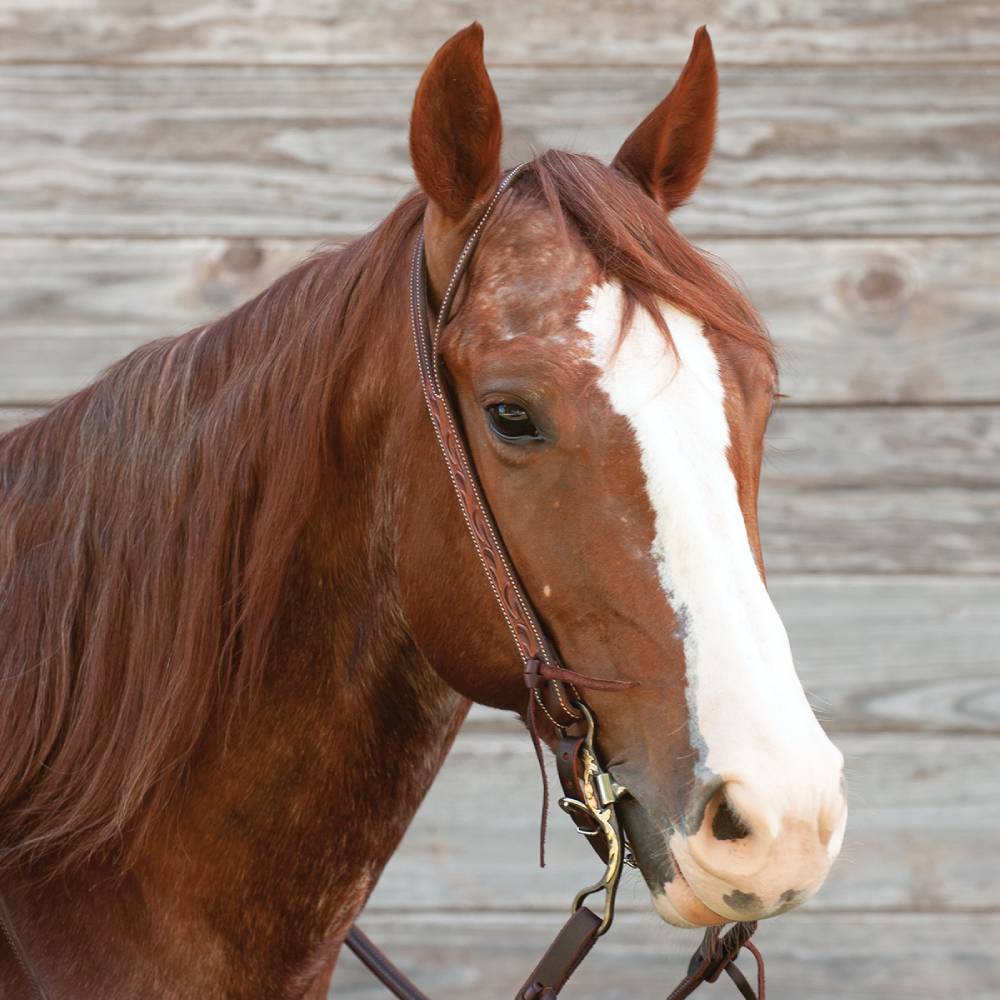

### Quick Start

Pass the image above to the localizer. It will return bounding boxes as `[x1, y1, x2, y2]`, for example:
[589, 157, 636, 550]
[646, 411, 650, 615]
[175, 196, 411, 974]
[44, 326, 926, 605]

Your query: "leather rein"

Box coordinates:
[0, 165, 764, 1000]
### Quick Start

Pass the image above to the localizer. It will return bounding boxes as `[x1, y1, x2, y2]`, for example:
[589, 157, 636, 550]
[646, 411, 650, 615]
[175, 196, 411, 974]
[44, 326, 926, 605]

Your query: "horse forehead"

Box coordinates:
[461, 215, 598, 348]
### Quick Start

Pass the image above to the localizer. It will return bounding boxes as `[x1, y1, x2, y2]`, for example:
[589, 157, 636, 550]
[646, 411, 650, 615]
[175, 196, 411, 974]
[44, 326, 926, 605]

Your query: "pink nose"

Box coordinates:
[675, 774, 847, 919]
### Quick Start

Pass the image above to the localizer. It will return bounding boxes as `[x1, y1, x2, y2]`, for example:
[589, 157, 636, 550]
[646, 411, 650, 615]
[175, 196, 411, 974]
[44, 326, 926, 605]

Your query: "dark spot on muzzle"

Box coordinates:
[775, 888, 805, 914]
[723, 889, 762, 913]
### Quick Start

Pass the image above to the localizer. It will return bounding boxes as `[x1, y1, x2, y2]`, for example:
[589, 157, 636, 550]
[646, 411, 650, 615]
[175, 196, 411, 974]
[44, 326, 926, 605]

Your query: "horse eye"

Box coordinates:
[486, 402, 541, 442]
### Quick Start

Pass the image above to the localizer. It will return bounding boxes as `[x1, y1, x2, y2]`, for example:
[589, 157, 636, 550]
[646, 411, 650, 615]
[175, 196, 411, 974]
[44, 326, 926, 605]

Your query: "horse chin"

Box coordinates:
[650, 862, 729, 929]
[617, 795, 726, 928]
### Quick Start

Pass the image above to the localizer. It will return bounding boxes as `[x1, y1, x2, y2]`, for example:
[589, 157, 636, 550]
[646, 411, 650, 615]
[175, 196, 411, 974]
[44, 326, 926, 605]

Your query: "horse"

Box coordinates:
[0, 22, 846, 999]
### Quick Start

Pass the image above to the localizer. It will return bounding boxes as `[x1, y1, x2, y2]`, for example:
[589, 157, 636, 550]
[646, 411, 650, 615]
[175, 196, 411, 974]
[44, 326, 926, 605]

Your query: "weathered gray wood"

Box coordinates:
[329, 911, 1000, 999]
[2, 1, 998, 67]
[759, 406, 1000, 574]
[714, 238, 1000, 405]
[2, 65, 998, 238]
[343, 730, 1000, 916]
[769, 577, 1000, 734]
[3, 237, 999, 405]
[0, 237, 311, 403]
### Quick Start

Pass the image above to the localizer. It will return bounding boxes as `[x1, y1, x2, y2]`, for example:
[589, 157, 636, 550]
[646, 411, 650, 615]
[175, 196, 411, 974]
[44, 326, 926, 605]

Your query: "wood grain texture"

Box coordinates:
[0, 238, 311, 402]
[334, 729, 1000, 916]
[2, 1, 998, 67]
[766, 577, 1000, 734]
[2, 64, 998, 239]
[3, 237, 999, 405]
[759, 406, 1000, 574]
[718, 238, 1000, 405]
[328, 911, 1000, 999]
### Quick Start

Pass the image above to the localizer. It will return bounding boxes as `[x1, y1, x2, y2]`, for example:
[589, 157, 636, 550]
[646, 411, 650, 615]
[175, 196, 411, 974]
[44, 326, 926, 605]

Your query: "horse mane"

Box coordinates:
[0, 191, 426, 873]
[0, 150, 771, 876]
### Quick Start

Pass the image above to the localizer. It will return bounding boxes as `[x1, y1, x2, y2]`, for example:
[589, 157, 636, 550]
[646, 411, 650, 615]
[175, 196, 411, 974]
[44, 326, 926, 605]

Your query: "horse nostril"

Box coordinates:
[711, 793, 751, 842]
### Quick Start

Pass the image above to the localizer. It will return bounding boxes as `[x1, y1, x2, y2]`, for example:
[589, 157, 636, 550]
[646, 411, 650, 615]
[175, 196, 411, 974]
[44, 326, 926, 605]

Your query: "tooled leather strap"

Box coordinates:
[409, 164, 640, 869]
[554, 729, 606, 859]
[409, 166, 635, 724]
[408, 164, 577, 718]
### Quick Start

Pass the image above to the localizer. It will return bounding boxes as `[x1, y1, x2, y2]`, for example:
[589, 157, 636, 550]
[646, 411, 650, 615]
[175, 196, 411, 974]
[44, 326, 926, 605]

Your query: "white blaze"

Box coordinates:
[578, 282, 841, 847]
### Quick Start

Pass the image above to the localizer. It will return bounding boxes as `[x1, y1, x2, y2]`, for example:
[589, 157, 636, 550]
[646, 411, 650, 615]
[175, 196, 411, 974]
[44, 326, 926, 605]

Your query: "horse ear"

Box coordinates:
[611, 26, 718, 212]
[410, 23, 503, 304]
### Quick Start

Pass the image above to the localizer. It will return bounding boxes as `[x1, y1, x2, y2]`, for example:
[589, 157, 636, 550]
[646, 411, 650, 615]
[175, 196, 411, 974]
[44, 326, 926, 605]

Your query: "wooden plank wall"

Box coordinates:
[1, 3, 998, 996]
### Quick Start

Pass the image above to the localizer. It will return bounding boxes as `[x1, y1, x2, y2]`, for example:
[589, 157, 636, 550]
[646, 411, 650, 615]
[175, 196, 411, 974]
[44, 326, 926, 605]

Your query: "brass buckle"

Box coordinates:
[556, 702, 629, 935]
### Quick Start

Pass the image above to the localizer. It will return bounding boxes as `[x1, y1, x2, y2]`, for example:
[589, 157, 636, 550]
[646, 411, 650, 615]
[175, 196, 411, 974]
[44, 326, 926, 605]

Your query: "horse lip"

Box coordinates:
[614, 792, 674, 886]
[616, 795, 729, 927]
[665, 848, 729, 923]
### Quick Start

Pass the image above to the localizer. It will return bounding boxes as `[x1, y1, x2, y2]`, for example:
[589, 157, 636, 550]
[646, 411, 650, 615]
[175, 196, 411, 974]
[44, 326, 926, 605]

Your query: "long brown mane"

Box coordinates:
[0, 152, 770, 875]
[0, 192, 426, 873]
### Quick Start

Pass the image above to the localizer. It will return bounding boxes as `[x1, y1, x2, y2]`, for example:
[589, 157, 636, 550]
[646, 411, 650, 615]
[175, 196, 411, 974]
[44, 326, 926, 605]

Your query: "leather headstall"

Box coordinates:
[347, 165, 765, 999]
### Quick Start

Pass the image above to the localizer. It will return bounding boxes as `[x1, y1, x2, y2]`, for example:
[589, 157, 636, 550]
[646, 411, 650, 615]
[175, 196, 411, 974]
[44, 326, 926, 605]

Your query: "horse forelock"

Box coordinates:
[503, 151, 775, 374]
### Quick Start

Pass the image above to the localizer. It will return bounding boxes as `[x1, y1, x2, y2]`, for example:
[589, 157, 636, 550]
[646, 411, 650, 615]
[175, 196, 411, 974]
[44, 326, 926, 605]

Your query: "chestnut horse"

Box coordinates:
[0, 24, 846, 999]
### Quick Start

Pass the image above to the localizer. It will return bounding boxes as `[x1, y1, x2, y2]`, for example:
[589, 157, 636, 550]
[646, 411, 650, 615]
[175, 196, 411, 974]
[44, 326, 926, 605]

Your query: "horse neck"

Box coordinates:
[6, 267, 469, 999]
